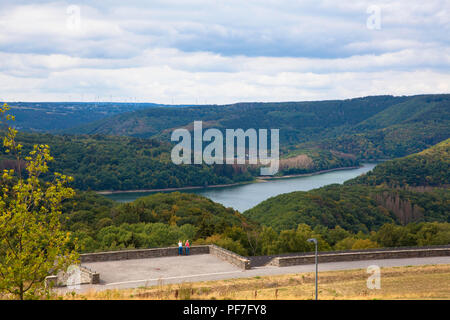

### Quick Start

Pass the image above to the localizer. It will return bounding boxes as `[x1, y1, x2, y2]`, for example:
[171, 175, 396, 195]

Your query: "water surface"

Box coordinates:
[105, 163, 377, 212]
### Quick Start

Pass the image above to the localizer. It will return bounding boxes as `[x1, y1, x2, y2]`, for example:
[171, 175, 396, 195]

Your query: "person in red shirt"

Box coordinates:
[185, 240, 190, 255]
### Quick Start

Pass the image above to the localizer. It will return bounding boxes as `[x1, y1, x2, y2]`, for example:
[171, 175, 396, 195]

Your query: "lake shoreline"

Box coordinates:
[256, 165, 361, 180]
[96, 164, 364, 195]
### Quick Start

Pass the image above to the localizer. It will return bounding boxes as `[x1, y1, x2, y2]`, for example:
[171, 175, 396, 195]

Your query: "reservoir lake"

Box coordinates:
[104, 163, 377, 212]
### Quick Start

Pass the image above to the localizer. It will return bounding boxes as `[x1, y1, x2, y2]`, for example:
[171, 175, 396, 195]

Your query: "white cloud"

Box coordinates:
[0, 0, 449, 102]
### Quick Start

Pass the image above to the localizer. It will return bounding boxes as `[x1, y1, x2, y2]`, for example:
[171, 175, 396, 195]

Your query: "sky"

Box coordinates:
[0, 0, 449, 104]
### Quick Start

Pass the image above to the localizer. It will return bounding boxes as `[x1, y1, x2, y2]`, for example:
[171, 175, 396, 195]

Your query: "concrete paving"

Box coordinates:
[84, 254, 241, 285]
[59, 255, 450, 293]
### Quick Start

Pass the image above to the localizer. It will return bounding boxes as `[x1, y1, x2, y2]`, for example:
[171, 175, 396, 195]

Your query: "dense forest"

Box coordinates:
[348, 139, 450, 187]
[57, 140, 450, 256]
[2, 96, 449, 257]
[62, 192, 255, 253]
[244, 185, 449, 231]
[244, 185, 397, 232]
[70, 94, 450, 160]
[62, 190, 449, 256]
[2, 94, 448, 191]
[68, 95, 406, 139]
[245, 141, 450, 238]
[0, 132, 358, 191]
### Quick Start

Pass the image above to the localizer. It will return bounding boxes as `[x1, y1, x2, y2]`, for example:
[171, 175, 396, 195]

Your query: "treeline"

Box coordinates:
[199, 222, 450, 256]
[278, 148, 359, 176]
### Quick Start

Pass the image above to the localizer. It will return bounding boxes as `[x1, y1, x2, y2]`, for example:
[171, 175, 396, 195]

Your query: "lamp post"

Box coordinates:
[307, 238, 318, 300]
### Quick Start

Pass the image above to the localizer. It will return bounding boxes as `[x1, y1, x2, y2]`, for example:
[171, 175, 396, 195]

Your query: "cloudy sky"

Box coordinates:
[0, 0, 449, 103]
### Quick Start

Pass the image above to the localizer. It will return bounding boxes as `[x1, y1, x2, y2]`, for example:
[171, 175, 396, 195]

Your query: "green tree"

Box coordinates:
[374, 223, 416, 247]
[0, 104, 78, 299]
[351, 239, 379, 250]
[335, 237, 357, 250]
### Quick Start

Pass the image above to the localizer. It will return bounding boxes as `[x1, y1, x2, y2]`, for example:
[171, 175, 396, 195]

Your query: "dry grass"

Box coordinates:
[61, 264, 450, 300]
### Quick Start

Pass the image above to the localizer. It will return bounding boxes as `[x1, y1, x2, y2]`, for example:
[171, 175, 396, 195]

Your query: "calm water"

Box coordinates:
[104, 163, 377, 212]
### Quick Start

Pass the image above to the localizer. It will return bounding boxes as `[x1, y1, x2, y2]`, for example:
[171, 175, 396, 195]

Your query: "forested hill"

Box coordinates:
[347, 138, 450, 188]
[310, 95, 449, 160]
[0, 132, 357, 191]
[62, 192, 254, 253]
[7, 102, 166, 132]
[69, 95, 404, 139]
[63, 143, 449, 254]
[3, 94, 449, 191]
[0, 133, 255, 191]
[68, 94, 449, 154]
[245, 141, 450, 231]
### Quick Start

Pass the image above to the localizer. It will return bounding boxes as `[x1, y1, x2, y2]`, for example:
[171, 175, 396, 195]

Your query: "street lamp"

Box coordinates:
[307, 238, 318, 300]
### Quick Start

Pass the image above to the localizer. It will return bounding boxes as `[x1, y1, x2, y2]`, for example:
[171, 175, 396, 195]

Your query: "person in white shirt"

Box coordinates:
[178, 240, 183, 255]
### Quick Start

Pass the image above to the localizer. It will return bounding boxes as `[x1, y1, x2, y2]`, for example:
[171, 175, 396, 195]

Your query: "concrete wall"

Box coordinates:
[80, 245, 210, 263]
[269, 247, 450, 267]
[209, 244, 251, 270]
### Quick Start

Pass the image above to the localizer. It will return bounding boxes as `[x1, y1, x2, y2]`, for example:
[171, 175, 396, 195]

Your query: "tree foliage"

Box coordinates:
[0, 104, 78, 300]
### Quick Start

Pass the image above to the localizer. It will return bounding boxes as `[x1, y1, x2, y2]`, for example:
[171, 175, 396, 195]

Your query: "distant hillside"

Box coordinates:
[69, 94, 450, 162]
[0, 131, 360, 191]
[7, 102, 168, 132]
[245, 184, 449, 231]
[69, 95, 405, 142]
[3, 94, 449, 191]
[353, 95, 449, 130]
[312, 121, 449, 160]
[0, 132, 256, 191]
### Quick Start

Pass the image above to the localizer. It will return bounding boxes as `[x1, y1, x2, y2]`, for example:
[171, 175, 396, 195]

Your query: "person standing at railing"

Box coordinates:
[185, 240, 190, 255]
[178, 240, 183, 255]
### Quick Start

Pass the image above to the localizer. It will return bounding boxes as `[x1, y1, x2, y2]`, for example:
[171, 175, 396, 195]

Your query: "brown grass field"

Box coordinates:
[61, 264, 450, 300]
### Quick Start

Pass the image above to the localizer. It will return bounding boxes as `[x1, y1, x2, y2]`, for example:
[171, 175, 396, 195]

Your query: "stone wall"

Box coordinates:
[269, 247, 450, 267]
[47, 246, 448, 287]
[80, 244, 250, 270]
[80, 245, 210, 263]
[45, 265, 100, 288]
[209, 244, 251, 270]
[80, 266, 100, 284]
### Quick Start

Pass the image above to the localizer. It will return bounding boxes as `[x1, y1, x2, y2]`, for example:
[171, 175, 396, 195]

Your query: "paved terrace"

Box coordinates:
[64, 254, 450, 293]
